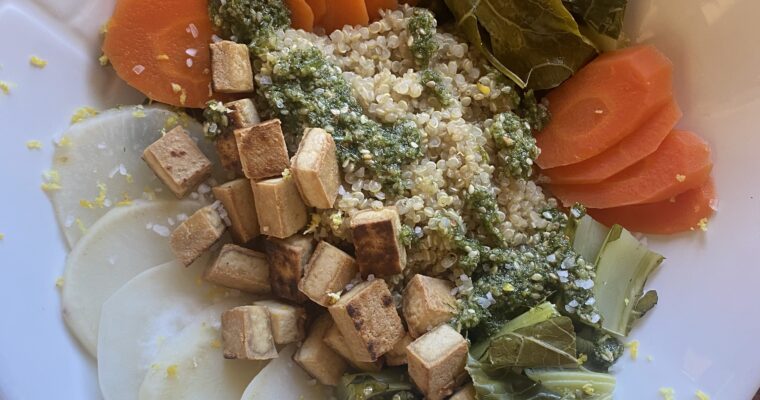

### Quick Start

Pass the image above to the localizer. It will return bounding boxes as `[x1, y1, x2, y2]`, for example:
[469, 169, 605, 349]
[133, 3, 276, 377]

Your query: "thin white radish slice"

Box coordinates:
[138, 301, 266, 400]
[48, 105, 230, 247]
[98, 259, 251, 400]
[240, 344, 330, 400]
[62, 200, 202, 357]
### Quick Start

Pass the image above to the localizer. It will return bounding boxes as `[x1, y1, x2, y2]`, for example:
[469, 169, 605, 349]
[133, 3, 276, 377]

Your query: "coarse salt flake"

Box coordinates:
[675, 174, 686, 182]
[152, 224, 171, 237]
[186, 23, 199, 38]
[185, 48, 198, 57]
[186, 58, 193, 68]
[132, 64, 146, 75]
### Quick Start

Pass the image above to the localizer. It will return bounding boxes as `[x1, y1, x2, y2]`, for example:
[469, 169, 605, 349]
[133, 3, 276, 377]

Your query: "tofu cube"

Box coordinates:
[221, 305, 277, 360]
[214, 99, 260, 175]
[203, 244, 270, 294]
[142, 126, 212, 198]
[406, 324, 468, 400]
[384, 333, 413, 366]
[170, 205, 226, 266]
[235, 119, 290, 181]
[293, 314, 348, 386]
[298, 241, 357, 306]
[291, 128, 341, 209]
[449, 384, 476, 400]
[328, 279, 405, 362]
[252, 300, 306, 344]
[402, 274, 457, 338]
[323, 323, 383, 372]
[251, 177, 308, 238]
[350, 208, 407, 277]
[210, 40, 254, 93]
[212, 179, 259, 243]
[264, 235, 315, 303]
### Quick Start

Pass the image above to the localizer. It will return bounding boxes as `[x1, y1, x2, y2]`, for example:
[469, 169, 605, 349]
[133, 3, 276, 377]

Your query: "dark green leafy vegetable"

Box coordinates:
[466, 356, 565, 400]
[335, 369, 421, 400]
[562, 0, 628, 39]
[488, 317, 579, 368]
[575, 329, 624, 372]
[443, 0, 597, 90]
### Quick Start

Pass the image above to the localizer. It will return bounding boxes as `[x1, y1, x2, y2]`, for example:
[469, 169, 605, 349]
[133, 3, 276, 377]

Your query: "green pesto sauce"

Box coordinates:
[407, 8, 438, 67]
[487, 112, 540, 179]
[258, 48, 422, 193]
[208, 0, 290, 49]
[465, 188, 504, 246]
[419, 69, 452, 107]
[201, 100, 231, 140]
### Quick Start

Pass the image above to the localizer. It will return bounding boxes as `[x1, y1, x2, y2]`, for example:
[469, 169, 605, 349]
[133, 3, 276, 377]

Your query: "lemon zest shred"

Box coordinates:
[659, 387, 675, 400]
[697, 218, 708, 232]
[71, 107, 99, 124]
[41, 182, 62, 191]
[98, 54, 110, 66]
[79, 200, 94, 209]
[56, 136, 72, 147]
[29, 56, 47, 68]
[0, 80, 12, 94]
[476, 83, 491, 96]
[156, 54, 170, 61]
[210, 339, 222, 349]
[695, 389, 710, 400]
[166, 364, 178, 378]
[116, 193, 133, 207]
[75, 218, 87, 234]
[55, 277, 64, 288]
[26, 140, 43, 150]
[626, 340, 639, 360]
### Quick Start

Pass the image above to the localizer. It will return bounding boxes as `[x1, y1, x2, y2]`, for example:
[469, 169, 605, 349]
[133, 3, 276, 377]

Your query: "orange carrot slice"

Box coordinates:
[549, 130, 713, 208]
[589, 179, 716, 234]
[306, 0, 328, 25]
[542, 98, 682, 184]
[535, 45, 674, 169]
[322, 0, 369, 33]
[285, 0, 316, 31]
[103, 0, 222, 108]
[365, 0, 398, 21]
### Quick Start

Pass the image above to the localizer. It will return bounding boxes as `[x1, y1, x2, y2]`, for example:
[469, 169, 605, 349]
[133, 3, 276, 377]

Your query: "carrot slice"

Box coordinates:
[549, 130, 713, 208]
[542, 98, 682, 184]
[285, 0, 315, 31]
[365, 0, 398, 21]
[306, 0, 327, 25]
[322, 0, 369, 33]
[103, 0, 222, 108]
[535, 45, 674, 169]
[589, 179, 716, 234]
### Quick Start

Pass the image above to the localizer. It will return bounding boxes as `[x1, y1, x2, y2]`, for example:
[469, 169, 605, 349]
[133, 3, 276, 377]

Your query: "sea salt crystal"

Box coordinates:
[185, 48, 198, 57]
[186, 58, 194, 68]
[132, 65, 145, 75]
[186, 23, 199, 38]
[575, 279, 595, 289]
[64, 215, 75, 228]
[152, 224, 171, 237]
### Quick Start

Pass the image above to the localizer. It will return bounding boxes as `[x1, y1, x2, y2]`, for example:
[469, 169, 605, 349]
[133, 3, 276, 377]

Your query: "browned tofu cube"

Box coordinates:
[221, 305, 277, 360]
[170, 205, 226, 266]
[143, 126, 212, 198]
[298, 241, 357, 306]
[203, 244, 270, 294]
[449, 384, 476, 400]
[235, 119, 290, 181]
[212, 179, 259, 243]
[402, 274, 457, 338]
[323, 323, 383, 372]
[252, 300, 306, 344]
[293, 314, 348, 386]
[384, 332, 413, 366]
[406, 324, 468, 400]
[210, 40, 254, 93]
[264, 235, 315, 303]
[214, 99, 260, 176]
[291, 128, 341, 209]
[328, 279, 405, 362]
[251, 177, 308, 238]
[350, 208, 407, 277]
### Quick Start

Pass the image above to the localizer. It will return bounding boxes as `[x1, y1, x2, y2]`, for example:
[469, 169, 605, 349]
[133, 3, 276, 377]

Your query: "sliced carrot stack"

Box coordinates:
[542, 99, 682, 185]
[322, 0, 369, 33]
[285, 0, 316, 32]
[306, 0, 328, 25]
[535, 45, 674, 169]
[549, 130, 713, 208]
[103, 0, 222, 108]
[589, 179, 716, 234]
[365, 0, 399, 21]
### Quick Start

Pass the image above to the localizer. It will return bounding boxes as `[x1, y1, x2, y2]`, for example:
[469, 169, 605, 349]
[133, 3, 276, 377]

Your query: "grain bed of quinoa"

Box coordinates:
[257, 7, 556, 285]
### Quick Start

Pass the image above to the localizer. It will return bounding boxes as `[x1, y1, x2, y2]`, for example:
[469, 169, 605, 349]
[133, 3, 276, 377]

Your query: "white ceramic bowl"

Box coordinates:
[0, 0, 759, 398]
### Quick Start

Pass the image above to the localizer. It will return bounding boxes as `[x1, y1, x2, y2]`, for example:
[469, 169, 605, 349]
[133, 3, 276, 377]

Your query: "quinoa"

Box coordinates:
[255, 7, 555, 284]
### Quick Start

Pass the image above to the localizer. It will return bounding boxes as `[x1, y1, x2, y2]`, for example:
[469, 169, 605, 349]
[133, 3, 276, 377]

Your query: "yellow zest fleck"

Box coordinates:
[695, 389, 710, 400]
[326, 292, 341, 305]
[125, 174, 134, 184]
[116, 193, 133, 207]
[210, 339, 222, 349]
[697, 218, 708, 232]
[476, 83, 491, 96]
[626, 340, 640, 360]
[94, 183, 107, 208]
[581, 383, 595, 396]
[179, 89, 187, 105]
[41, 182, 62, 191]
[55, 277, 64, 288]
[171, 83, 182, 93]
[282, 168, 292, 180]
[166, 364, 178, 378]
[29, 56, 47, 68]
[502, 283, 515, 292]
[75, 218, 87, 234]
[132, 105, 146, 118]
[71, 107, 99, 124]
[0, 80, 12, 94]
[79, 200, 94, 209]
[56, 135, 72, 147]
[676, 174, 686, 182]
[164, 115, 179, 131]
[26, 140, 43, 150]
[156, 54, 170, 61]
[41, 170, 62, 191]
[99, 54, 110, 66]
[659, 387, 675, 400]
[576, 353, 588, 364]
[99, 22, 109, 35]
[303, 213, 321, 234]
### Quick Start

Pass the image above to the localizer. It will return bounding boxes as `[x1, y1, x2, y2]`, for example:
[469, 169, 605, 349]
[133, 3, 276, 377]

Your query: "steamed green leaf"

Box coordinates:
[562, 0, 628, 38]
[335, 368, 421, 400]
[443, 0, 597, 90]
[488, 317, 579, 368]
[466, 355, 565, 400]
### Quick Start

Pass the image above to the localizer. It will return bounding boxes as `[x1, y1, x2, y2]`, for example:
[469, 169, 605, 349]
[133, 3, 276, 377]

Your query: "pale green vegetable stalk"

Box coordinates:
[525, 369, 616, 397]
[572, 215, 610, 263]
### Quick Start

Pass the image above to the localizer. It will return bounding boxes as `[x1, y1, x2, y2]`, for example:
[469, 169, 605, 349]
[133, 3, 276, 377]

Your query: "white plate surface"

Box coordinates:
[1, 0, 759, 399]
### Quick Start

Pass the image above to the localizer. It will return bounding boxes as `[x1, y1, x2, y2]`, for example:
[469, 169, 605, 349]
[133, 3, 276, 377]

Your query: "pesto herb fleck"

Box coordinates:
[520, 89, 551, 132]
[419, 69, 452, 107]
[487, 112, 540, 179]
[202, 100, 231, 140]
[208, 0, 290, 51]
[465, 188, 504, 246]
[407, 8, 438, 67]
